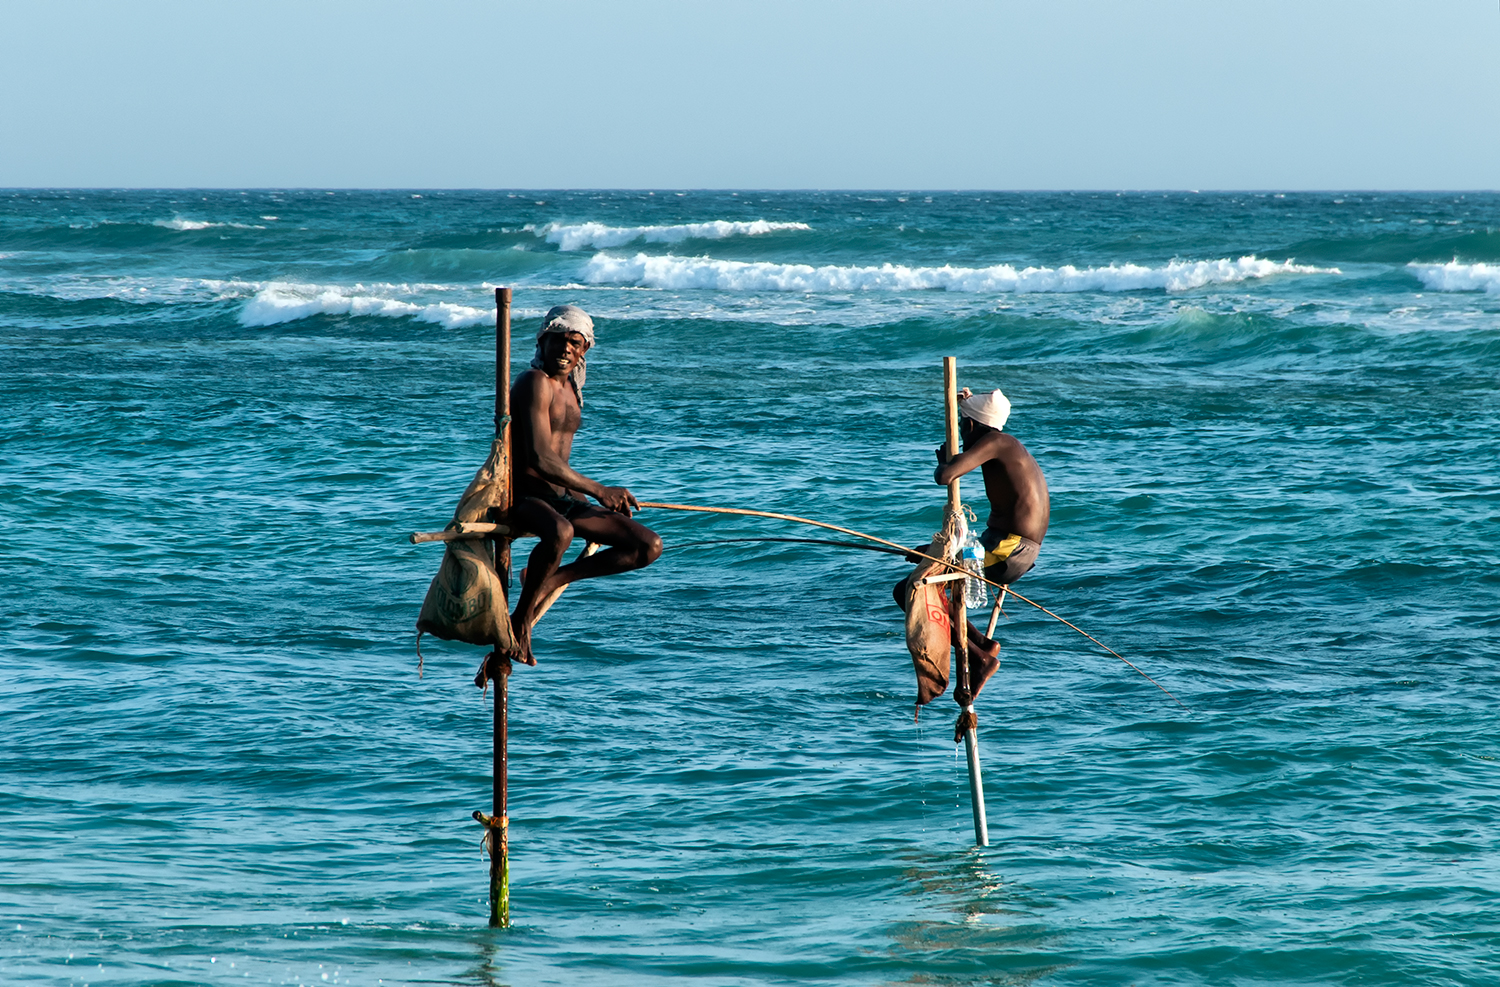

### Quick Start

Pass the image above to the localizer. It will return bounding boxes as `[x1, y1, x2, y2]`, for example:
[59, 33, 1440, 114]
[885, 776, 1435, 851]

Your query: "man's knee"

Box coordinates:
[892, 578, 909, 610]
[539, 515, 574, 548]
[636, 530, 664, 568]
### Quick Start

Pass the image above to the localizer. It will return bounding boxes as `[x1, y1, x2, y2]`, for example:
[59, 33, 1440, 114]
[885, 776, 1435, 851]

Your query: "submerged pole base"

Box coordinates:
[953, 706, 990, 847]
[473, 810, 510, 927]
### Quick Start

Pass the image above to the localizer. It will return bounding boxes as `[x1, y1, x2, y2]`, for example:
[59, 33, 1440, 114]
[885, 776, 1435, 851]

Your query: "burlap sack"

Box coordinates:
[905, 561, 953, 706]
[904, 526, 961, 706]
[416, 439, 518, 651]
[451, 437, 509, 524]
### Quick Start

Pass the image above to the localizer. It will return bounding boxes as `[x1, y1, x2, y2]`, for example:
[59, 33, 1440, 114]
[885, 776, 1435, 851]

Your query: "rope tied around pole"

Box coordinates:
[472, 810, 508, 855]
[953, 706, 977, 743]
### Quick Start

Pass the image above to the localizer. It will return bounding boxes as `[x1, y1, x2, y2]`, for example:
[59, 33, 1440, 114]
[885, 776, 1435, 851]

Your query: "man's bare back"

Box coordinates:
[490, 306, 662, 679]
[936, 423, 1049, 545]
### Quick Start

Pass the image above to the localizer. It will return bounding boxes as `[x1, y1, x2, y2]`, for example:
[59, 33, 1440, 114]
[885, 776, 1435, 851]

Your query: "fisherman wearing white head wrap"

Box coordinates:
[531, 304, 596, 401]
[503, 303, 663, 670]
[892, 384, 1050, 702]
[958, 388, 1010, 431]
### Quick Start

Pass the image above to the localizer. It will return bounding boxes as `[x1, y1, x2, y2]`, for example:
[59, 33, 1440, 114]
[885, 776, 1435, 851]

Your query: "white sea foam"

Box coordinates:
[1409, 261, 1500, 294]
[538, 220, 811, 251]
[153, 217, 264, 231]
[239, 282, 489, 328]
[154, 218, 218, 231]
[582, 254, 1335, 293]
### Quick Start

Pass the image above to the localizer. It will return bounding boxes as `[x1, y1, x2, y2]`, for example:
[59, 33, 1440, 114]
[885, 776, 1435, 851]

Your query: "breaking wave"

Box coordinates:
[582, 254, 1335, 293]
[538, 220, 810, 251]
[153, 217, 265, 231]
[239, 282, 489, 328]
[1409, 261, 1500, 294]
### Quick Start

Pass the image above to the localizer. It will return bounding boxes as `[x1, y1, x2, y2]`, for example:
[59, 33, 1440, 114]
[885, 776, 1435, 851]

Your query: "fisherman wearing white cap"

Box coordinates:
[505, 305, 663, 668]
[893, 386, 1049, 699]
[945, 386, 1047, 585]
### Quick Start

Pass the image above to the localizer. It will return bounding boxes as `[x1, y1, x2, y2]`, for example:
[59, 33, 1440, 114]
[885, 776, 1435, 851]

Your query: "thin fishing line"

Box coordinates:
[666, 536, 910, 556]
[639, 501, 1187, 710]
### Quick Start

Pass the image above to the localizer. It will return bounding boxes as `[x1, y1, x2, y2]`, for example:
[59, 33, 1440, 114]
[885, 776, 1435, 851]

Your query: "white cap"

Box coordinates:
[959, 388, 1011, 430]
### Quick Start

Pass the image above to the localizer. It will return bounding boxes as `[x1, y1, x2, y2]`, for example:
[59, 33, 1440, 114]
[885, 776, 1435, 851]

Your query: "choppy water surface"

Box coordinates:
[3, 190, 1499, 986]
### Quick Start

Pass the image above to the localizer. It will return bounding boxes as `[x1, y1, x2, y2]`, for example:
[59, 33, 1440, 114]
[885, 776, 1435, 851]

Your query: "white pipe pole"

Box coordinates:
[943, 357, 988, 847]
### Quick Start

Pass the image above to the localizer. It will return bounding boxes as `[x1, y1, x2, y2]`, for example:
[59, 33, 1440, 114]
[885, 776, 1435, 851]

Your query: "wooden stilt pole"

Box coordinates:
[943, 357, 989, 848]
[489, 286, 514, 927]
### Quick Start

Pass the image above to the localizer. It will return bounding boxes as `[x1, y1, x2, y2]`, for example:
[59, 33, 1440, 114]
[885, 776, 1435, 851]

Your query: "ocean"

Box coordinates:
[3, 189, 1498, 986]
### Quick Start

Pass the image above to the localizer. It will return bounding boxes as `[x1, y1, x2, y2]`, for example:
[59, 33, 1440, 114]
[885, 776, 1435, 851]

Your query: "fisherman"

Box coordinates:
[503, 305, 663, 669]
[894, 387, 1049, 700]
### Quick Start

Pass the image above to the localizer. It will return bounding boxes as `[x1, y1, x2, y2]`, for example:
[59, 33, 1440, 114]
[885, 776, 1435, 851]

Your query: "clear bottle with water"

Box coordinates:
[961, 535, 988, 609]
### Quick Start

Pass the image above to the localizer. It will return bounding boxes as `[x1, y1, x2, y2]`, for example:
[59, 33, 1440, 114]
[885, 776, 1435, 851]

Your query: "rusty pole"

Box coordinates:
[490, 286, 514, 926]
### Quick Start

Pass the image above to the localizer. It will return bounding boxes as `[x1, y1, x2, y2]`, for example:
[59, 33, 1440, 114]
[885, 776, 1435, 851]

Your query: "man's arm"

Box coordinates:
[934, 433, 1004, 486]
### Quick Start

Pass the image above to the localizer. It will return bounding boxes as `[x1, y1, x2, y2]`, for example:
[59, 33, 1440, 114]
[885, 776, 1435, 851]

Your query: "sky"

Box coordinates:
[2, 0, 1498, 190]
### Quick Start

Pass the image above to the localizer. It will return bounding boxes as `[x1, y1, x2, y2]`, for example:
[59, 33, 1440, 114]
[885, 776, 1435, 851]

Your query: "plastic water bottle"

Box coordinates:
[961, 536, 988, 609]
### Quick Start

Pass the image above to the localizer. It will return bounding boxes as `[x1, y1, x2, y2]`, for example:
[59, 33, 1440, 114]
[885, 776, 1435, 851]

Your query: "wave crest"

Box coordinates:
[153, 217, 264, 231]
[1409, 261, 1500, 294]
[240, 282, 488, 328]
[582, 254, 1335, 293]
[539, 219, 810, 251]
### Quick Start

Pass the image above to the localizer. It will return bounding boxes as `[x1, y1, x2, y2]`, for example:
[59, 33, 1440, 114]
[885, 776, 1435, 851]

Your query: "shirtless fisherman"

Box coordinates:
[894, 387, 1049, 700]
[503, 305, 662, 669]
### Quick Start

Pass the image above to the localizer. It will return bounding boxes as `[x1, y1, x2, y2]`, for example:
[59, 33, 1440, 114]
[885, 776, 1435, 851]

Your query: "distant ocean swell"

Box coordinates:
[153, 216, 267, 231]
[237, 281, 489, 328]
[7, 253, 1496, 334]
[230, 256, 1337, 327]
[581, 254, 1336, 293]
[531, 219, 812, 251]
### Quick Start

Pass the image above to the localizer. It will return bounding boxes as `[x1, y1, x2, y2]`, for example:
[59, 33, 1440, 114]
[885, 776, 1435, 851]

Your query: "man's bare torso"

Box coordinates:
[512, 369, 580, 500]
[975, 433, 1049, 544]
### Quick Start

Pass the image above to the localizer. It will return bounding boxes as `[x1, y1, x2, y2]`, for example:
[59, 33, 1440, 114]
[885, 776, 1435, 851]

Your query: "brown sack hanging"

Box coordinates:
[449, 436, 510, 525]
[416, 439, 518, 651]
[904, 539, 953, 706]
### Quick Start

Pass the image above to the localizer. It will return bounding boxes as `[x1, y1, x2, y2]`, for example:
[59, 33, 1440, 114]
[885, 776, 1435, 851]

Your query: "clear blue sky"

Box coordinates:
[3, 0, 1497, 189]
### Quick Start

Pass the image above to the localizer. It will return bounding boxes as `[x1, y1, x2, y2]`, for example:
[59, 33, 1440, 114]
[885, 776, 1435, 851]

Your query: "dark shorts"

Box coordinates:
[979, 529, 1040, 586]
[528, 493, 594, 521]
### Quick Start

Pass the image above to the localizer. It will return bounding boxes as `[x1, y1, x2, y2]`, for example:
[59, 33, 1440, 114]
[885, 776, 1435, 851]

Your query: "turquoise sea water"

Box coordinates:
[3, 190, 1499, 986]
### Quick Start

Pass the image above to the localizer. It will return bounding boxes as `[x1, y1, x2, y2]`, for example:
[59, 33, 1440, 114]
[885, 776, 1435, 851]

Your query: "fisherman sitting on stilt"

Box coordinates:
[489, 305, 663, 678]
[893, 387, 1049, 702]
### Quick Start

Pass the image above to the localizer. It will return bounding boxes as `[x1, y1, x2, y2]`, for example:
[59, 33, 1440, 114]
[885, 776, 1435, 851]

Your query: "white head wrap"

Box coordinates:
[959, 388, 1011, 431]
[531, 305, 595, 400]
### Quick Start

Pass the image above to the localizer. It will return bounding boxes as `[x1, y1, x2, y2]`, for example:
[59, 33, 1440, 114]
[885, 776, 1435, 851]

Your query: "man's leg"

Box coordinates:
[500, 507, 662, 669]
[506, 497, 575, 666]
[539, 508, 663, 592]
[965, 621, 1001, 700]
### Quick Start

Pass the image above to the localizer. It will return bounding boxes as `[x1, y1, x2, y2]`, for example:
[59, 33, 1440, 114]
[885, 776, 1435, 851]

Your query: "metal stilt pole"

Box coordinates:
[943, 357, 989, 847]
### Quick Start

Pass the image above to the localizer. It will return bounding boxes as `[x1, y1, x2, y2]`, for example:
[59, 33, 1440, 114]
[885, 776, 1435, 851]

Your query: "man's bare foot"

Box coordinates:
[473, 650, 513, 689]
[968, 641, 1000, 700]
[509, 611, 539, 667]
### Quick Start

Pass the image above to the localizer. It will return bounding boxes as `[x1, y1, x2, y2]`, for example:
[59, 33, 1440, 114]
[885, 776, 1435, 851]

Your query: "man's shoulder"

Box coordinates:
[513, 367, 553, 396]
[978, 431, 1022, 455]
[981, 432, 1041, 469]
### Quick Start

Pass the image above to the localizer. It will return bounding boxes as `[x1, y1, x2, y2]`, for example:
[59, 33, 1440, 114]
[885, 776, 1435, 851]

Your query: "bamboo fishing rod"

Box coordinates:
[638, 501, 1188, 711]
